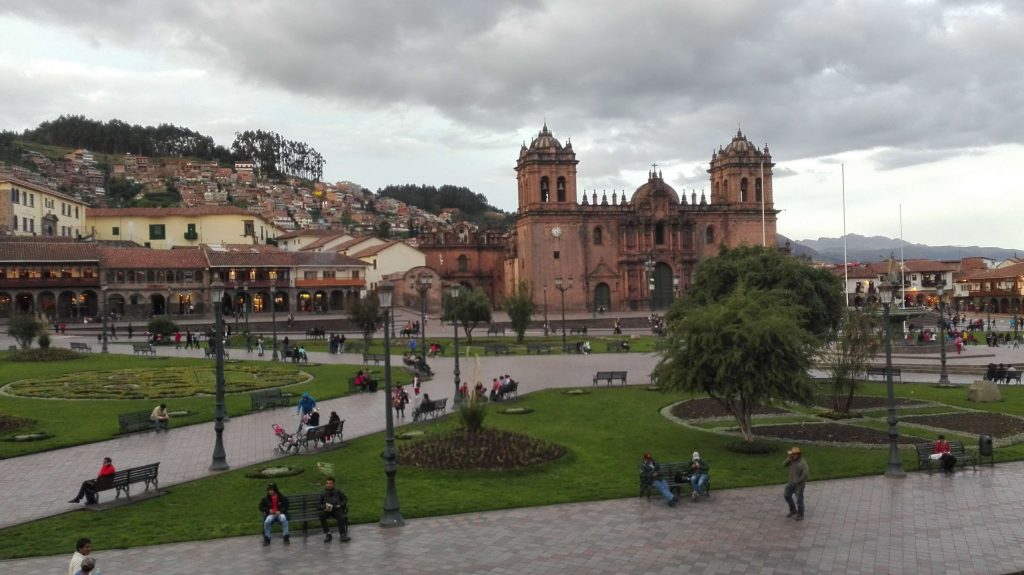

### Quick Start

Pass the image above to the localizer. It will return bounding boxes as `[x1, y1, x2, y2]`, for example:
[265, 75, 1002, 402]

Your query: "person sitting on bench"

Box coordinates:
[689, 451, 709, 500]
[69, 457, 115, 505]
[934, 434, 957, 473]
[641, 452, 679, 507]
[150, 403, 170, 431]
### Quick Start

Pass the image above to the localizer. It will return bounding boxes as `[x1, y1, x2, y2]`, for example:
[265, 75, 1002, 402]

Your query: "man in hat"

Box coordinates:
[784, 446, 809, 521]
[258, 483, 290, 546]
[689, 451, 709, 500]
[641, 452, 679, 507]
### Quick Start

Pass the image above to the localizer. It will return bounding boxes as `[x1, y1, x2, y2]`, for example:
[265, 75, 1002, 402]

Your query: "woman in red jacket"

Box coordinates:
[69, 457, 115, 505]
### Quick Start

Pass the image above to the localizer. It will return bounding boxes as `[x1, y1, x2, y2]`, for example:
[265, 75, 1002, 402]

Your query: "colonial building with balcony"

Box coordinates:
[1, 177, 89, 238]
[87, 206, 282, 249]
[959, 262, 1024, 314]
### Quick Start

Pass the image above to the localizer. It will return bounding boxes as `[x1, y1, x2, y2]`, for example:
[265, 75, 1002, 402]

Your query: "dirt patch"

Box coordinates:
[754, 422, 927, 444]
[670, 398, 789, 420]
[902, 412, 1024, 438]
[0, 413, 35, 434]
[398, 428, 566, 470]
[809, 395, 928, 410]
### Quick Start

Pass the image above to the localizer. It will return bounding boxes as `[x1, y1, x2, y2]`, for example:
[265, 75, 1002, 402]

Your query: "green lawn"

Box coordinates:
[295, 334, 663, 355]
[6, 382, 1024, 559]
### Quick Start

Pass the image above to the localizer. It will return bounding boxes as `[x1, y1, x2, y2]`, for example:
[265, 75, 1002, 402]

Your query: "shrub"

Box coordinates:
[817, 410, 864, 421]
[37, 332, 51, 350]
[10, 348, 84, 362]
[7, 313, 40, 349]
[147, 317, 179, 339]
[457, 397, 488, 433]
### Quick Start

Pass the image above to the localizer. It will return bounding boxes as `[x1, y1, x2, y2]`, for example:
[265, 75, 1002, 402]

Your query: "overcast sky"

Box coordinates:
[1, 1, 1022, 249]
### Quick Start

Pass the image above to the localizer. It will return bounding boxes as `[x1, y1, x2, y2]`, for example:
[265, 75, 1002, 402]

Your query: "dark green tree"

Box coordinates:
[7, 313, 41, 349]
[504, 281, 536, 343]
[442, 286, 492, 344]
[105, 176, 144, 208]
[825, 305, 883, 413]
[654, 288, 819, 442]
[377, 220, 392, 239]
[348, 294, 382, 347]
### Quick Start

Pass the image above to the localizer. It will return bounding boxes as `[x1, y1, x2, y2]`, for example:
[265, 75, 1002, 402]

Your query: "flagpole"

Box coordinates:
[842, 163, 848, 307]
[899, 203, 905, 306]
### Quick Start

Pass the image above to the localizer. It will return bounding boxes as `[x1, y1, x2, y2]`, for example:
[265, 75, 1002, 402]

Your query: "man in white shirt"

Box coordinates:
[69, 537, 92, 575]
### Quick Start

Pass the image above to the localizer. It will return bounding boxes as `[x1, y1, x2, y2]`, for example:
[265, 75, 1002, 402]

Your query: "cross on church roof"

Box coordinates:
[650, 162, 658, 171]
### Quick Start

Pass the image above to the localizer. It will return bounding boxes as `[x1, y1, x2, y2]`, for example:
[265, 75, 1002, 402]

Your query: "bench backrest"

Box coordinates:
[120, 411, 152, 424]
[318, 420, 341, 437]
[128, 462, 160, 482]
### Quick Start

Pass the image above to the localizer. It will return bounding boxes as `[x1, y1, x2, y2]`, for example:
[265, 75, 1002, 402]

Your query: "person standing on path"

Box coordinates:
[68, 537, 92, 575]
[784, 446, 809, 521]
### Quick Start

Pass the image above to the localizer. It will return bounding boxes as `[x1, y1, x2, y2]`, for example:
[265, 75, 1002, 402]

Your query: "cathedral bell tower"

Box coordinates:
[515, 123, 579, 214]
[708, 129, 774, 208]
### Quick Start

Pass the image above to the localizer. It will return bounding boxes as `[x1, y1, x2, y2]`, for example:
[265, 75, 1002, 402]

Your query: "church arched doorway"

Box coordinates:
[593, 283, 611, 312]
[652, 263, 675, 310]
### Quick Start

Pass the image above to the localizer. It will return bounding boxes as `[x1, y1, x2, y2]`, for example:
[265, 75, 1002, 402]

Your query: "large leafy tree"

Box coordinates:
[442, 286, 492, 344]
[655, 288, 819, 441]
[348, 295, 382, 347]
[504, 281, 536, 343]
[824, 305, 883, 413]
[7, 313, 41, 350]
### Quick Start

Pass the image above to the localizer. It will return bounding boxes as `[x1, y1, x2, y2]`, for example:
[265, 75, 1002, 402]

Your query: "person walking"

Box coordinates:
[783, 446, 809, 521]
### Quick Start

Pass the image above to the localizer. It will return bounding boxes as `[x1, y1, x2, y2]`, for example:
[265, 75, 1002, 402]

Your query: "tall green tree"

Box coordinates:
[348, 295, 382, 347]
[824, 305, 883, 413]
[442, 286, 492, 344]
[654, 288, 819, 442]
[7, 313, 41, 350]
[504, 281, 536, 343]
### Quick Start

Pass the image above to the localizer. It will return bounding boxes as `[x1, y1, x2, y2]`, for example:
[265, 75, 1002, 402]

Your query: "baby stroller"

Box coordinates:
[272, 423, 300, 454]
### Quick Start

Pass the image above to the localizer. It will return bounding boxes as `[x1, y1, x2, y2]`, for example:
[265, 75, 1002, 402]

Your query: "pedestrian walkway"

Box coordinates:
[7, 461, 1024, 574]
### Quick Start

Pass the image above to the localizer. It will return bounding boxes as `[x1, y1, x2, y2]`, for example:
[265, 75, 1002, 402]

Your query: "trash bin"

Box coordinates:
[979, 434, 994, 466]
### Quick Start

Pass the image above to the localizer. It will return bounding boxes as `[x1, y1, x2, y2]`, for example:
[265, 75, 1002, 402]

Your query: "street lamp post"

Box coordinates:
[416, 275, 431, 353]
[209, 279, 229, 471]
[450, 285, 462, 404]
[242, 282, 249, 334]
[543, 283, 548, 336]
[554, 277, 572, 353]
[377, 282, 404, 527]
[233, 283, 239, 330]
[988, 302, 993, 334]
[883, 274, 905, 478]
[101, 286, 109, 353]
[270, 278, 279, 362]
[937, 284, 950, 385]
[644, 256, 656, 312]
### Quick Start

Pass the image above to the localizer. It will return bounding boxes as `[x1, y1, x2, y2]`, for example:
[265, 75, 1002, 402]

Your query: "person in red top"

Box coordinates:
[934, 434, 957, 473]
[69, 457, 115, 505]
[259, 483, 290, 546]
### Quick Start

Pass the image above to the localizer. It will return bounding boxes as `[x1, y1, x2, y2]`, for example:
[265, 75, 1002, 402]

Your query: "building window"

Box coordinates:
[149, 224, 166, 240]
[682, 223, 694, 249]
[304, 271, 318, 279]
[12, 216, 16, 230]
[553, 251, 560, 260]
[10, 188, 18, 203]
[351, 270, 360, 279]
[112, 226, 120, 236]
[540, 177, 550, 202]
[705, 225, 715, 245]
[655, 222, 665, 245]
[593, 226, 603, 245]
[755, 178, 763, 203]
[457, 255, 469, 272]
[244, 220, 255, 236]
[556, 177, 566, 202]
[740, 178, 748, 202]
[322, 270, 336, 279]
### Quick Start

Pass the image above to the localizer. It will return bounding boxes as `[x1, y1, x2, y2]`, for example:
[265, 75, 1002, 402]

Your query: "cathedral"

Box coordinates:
[417, 124, 778, 312]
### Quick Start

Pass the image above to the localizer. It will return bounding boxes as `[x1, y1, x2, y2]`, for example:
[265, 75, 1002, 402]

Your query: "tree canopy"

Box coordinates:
[504, 281, 537, 343]
[377, 184, 503, 219]
[442, 286, 492, 343]
[348, 295, 382, 344]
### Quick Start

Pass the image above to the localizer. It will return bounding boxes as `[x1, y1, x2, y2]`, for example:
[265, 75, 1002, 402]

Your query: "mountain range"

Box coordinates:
[779, 233, 1023, 264]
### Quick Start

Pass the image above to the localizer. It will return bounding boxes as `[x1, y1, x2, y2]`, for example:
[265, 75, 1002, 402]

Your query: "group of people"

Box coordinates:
[259, 478, 351, 546]
[641, 447, 809, 521]
[984, 363, 1020, 384]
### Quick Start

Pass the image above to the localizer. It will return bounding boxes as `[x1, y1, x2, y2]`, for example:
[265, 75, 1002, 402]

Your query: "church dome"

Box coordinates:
[723, 129, 755, 155]
[527, 123, 563, 152]
[630, 169, 680, 205]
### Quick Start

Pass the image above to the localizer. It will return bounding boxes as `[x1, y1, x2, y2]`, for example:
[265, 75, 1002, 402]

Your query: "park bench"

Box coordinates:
[278, 493, 346, 536]
[487, 325, 506, 336]
[915, 441, 977, 472]
[70, 342, 92, 353]
[569, 326, 588, 335]
[526, 343, 552, 354]
[497, 380, 519, 400]
[593, 371, 628, 386]
[362, 352, 387, 365]
[297, 420, 345, 451]
[413, 397, 449, 421]
[639, 461, 710, 500]
[89, 462, 161, 503]
[866, 367, 901, 382]
[484, 343, 511, 356]
[133, 343, 157, 356]
[349, 373, 380, 393]
[250, 388, 292, 411]
[118, 411, 156, 433]
[204, 346, 230, 359]
[305, 327, 326, 339]
[606, 340, 631, 353]
[1003, 371, 1023, 385]
[342, 341, 363, 354]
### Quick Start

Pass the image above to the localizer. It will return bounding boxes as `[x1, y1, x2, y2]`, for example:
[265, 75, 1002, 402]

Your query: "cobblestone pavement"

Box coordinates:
[6, 461, 1024, 575]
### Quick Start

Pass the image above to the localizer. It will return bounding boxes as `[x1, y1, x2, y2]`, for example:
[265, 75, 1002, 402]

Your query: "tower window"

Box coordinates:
[655, 222, 665, 245]
[540, 177, 550, 203]
[557, 177, 566, 202]
[457, 255, 469, 272]
[705, 225, 715, 245]
[553, 251, 560, 260]
[740, 178, 748, 202]
[682, 223, 694, 249]
[755, 178, 763, 203]
[593, 226, 603, 245]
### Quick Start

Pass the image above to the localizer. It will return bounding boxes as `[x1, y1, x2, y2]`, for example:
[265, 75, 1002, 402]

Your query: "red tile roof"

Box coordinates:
[350, 240, 405, 258]
[0, 241, 99, 262]
[99, 247, 208, 268]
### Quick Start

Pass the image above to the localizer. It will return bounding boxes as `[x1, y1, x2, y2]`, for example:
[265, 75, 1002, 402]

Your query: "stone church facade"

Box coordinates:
[418, 124, 778, 312]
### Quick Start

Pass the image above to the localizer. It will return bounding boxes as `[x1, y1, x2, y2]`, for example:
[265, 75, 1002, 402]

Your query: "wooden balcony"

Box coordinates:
[294, 278, 365, 289]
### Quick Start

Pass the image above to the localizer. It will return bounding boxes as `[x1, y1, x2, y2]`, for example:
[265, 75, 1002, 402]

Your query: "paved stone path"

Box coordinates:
[6, 461, 1024, 574]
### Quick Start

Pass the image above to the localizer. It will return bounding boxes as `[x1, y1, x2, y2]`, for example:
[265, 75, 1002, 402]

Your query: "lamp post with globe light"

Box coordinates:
[270, 278, 279, 362]
[209, 278, 229, 471]
[449, 284, 462, 404]
[883, 261, 905, 478]
[416, 275, 431, 353]
[377, 282, 404, 527]
[937, 283, 950, 385]
[555, 277, 572, 353]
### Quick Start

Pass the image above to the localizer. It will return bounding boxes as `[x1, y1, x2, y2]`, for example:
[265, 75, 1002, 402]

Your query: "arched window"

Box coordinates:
[556, 177, 566, 202]
[457, 255, 469, 272]
[682, 223, 694, 249]
[705, 225, 715, 245]
[540, 177, 550, 202]
[740, 178, 748, 202]
[755, 178, 763, 203]
[593, 226, 603, 245]
[655, 222, 665, 245]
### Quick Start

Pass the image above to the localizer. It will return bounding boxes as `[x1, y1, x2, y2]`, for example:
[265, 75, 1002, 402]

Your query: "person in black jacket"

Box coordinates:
[319, 477, 350, 543]
[258, 483, 290, 546]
